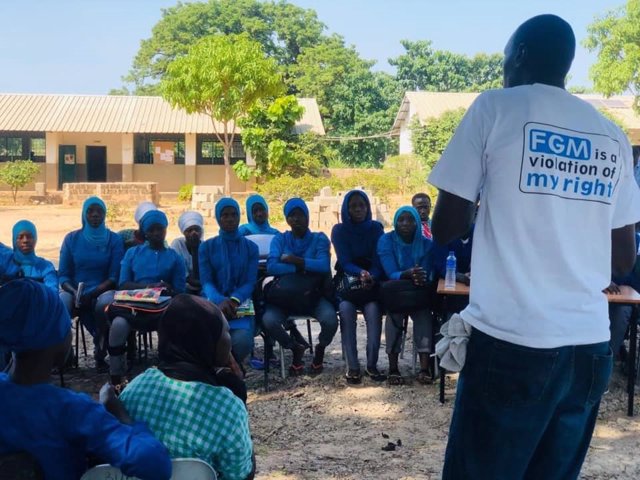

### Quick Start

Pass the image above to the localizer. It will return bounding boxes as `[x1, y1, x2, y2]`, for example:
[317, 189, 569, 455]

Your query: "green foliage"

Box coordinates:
[256, 174, 342, 203]
[122, 0, 325, 94]
[177, 184, 194, 202]
[0, 160, 40, 204]
[585, 0, 640, 112]
[380, 154, 429, 196]
[598, 108, 628, 134]
[389, 40, 503, 92]
[568, 85, 593, 94]
[106, 203, 127, 225]
[411, 108, 466, 169]
[161, 33, 284, 194]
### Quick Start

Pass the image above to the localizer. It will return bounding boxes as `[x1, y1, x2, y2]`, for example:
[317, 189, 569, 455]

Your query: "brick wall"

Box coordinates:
[62, 182, 160, 205]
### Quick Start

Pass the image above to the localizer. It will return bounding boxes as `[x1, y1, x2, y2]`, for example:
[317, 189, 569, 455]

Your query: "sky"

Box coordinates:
[0, 0, 624, 95]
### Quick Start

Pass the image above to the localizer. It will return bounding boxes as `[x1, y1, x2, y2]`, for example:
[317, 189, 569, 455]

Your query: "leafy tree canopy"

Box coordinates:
[0, 160, 41, 204]
[411, 108, 466, 169]
[585, 0, 640, 111]
[389, 40, 503, 92]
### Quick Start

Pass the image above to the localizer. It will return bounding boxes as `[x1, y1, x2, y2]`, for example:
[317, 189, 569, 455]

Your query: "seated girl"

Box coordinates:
[117, 201, 158, 251]
[10, 220, 57, 293]
[331, 190, 385, 384]
[120, 294, 254, 480]
[239, 194, 279, 236]
[170, 211, 204, 295]
[262, 198, 338, 375]
[199, 198, 258, 364]
[377, 206, 434, 385]
[0, 279, 171, 480]
[59, 196, 124, 373]
[108, 209, 186, 385]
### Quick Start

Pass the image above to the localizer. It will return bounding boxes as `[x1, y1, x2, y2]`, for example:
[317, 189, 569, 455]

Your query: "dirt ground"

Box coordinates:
[2, 200, 640, 480]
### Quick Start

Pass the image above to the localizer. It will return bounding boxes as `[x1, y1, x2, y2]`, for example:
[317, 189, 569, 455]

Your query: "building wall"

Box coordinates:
[196, 166, 249, 193]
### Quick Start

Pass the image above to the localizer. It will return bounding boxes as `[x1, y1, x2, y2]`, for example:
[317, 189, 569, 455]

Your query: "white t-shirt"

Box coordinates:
[429, 83, 640, 348]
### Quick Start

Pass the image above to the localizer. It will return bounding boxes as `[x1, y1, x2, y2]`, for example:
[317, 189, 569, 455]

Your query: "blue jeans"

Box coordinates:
[339, 300, 382, 371]
[443, 328, 612, 480]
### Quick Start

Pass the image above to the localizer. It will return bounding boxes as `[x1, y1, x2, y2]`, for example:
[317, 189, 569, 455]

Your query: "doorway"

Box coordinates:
[86, 146, 107, 182]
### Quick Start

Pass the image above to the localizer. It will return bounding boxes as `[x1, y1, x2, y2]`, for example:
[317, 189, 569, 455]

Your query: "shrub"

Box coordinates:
[0, 160, 41, 204]
[257, 174, 343, 203]
[177, 184, 194, 202]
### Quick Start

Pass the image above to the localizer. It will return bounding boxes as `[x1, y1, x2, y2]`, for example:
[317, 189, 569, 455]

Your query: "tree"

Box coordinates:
[584, 0, 640, 111]
[161, 33, 284, 195]
[389, 40, 502, 92]
[382, 154, 429, 195]
[0, 160, 41, 204]
[411, 108, 466, 169]
[121, 0, 325, 95]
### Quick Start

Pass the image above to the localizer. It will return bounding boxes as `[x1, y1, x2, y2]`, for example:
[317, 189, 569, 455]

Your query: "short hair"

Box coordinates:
[411, 192, 431, 207]
[632, 145, 640, 162]
[514, 14, 575, 80]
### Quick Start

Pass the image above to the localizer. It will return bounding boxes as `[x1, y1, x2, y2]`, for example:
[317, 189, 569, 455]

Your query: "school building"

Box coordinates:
[0, 94, 325, 192]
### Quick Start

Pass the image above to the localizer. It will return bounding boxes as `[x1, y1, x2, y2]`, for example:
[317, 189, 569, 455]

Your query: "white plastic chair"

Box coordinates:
[245, 233, 276, 266]
[80, 458, 217, 480]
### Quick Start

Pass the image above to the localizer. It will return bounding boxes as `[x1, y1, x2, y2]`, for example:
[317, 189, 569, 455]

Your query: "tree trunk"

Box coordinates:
[223, 142, 231, 196]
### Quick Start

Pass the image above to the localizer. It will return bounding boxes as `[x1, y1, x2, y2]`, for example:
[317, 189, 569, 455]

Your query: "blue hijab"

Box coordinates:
[215, 198, 248, 293]
[81, 196, 109, 247]
[0, 279, 71, 352]
[283, 198, 313, 256]
[243, 194, 277, 234]
[140, 210, 169, 233]
[340, 190, 377, 235]
[12, 220, 37, 268]
[392, 206, 426, 266]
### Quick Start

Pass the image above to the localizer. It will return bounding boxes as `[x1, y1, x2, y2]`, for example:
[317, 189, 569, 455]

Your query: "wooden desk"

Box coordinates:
[435, 282, 640, 416]
[606, 285, 640, 416]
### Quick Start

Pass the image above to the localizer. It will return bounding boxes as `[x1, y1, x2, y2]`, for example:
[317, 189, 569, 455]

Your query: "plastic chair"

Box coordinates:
[0, 452, 44, 480]
[80, 457, 217, 480]
[245, 234, 276, 260]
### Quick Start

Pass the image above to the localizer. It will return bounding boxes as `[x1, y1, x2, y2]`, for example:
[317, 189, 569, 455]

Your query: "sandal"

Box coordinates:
[309, 362, 324, 375]
[345, 369, 362, 385]
[387, 371, 405, 386]
[288, 363, 305, 376]
[416, 369, 434, 385]
[365, 367, 387, 382]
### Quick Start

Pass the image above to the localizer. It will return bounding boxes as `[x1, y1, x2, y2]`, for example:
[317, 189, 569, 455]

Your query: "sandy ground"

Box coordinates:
[3, 200, 640, 479]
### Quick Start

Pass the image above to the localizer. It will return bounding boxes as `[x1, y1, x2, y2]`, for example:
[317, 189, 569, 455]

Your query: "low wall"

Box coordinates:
[62, 182, 160, 205]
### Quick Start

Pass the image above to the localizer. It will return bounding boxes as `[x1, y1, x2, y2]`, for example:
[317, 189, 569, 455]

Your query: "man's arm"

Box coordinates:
[431, 190, 477, 246]
[612, 224, 637, 278]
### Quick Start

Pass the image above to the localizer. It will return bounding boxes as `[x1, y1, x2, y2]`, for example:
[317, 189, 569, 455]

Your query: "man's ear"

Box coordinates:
[514, 42, 527, 69]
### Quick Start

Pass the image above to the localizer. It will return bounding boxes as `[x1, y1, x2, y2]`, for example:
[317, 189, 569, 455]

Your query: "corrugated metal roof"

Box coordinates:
[392, 91, 640, 133]
[0, 94, 325, 135]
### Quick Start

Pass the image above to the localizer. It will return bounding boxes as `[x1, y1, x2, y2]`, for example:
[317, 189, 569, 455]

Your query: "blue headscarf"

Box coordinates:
[214, 198, 248, 293]
[283, 197, 313, 256]
[243, 194, 277, 234]
[0, 279, 71, 352]
[12, 220, 37, 268]
[392, 206, 425, 266]
[140, 210, 169, 233]
[340, 190, 377, 234]
[81, 196, 109, 247]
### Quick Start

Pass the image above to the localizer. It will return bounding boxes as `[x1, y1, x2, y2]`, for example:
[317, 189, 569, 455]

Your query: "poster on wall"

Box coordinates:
[64, 153, 75, 165]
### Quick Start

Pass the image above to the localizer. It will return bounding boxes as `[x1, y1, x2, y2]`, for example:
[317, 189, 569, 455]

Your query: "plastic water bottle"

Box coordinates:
[444, 252, 456, 290]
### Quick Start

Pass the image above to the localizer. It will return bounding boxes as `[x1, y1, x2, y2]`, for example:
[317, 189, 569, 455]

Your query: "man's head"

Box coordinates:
[632, 145, 640, 167]
[411, 193, 431, 222]
[503, 14, 575, 89]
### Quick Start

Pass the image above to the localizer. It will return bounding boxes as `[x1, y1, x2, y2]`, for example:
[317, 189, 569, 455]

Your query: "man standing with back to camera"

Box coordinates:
[429, 14, 640, 480]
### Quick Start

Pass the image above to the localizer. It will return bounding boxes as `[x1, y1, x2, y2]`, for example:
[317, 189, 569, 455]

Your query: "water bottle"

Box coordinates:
[444, 252, 456, 290]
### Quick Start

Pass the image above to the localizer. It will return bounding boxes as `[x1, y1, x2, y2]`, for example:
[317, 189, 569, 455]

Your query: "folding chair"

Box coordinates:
[80, 457, 217, 480]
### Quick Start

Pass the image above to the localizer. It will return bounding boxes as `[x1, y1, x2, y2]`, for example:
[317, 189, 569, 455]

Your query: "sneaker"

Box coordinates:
[365, 367, 387, 382]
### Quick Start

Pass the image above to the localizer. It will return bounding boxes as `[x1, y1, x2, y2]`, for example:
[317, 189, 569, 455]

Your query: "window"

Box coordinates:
[134, 134, 185, 164]
[0, 133, 45, 162]
[197, 136, 245, 165]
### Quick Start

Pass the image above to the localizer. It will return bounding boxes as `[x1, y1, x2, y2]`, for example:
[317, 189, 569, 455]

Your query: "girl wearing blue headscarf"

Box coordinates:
[59, 196, 124, 372]
[239, 194, 279, 236]
[10, 220, 57, 293]
[263, 197, 338, 375]
[331, 190, 385, 384]
[199, 198, 259, 363]
[377, 206, 434, 385]
[109, 209, 186, 384]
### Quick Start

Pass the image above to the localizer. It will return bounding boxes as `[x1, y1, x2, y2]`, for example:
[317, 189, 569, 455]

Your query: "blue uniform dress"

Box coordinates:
[377, 206, 434, 356]
[262, 198, 339, 353]
[330, 189, 385, 373]
[200, 198, 259, 362]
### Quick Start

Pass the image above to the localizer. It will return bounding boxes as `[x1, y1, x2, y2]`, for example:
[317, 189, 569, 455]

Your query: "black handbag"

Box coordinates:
[264, 273, 325, 315]
[106, 299, 171, 331]
[380, 279, 430, 313]
[334, 272, 378, 306]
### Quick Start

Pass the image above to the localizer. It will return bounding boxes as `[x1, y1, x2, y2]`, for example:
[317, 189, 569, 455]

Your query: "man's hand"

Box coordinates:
[456, 272, 471, 286]
[219, 298, 238, 319]
[603, 281, 621, 295]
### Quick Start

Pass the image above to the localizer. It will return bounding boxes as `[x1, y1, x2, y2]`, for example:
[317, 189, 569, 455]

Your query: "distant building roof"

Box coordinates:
[0, 94, 325, 135]
[392, 91, 640, 135]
